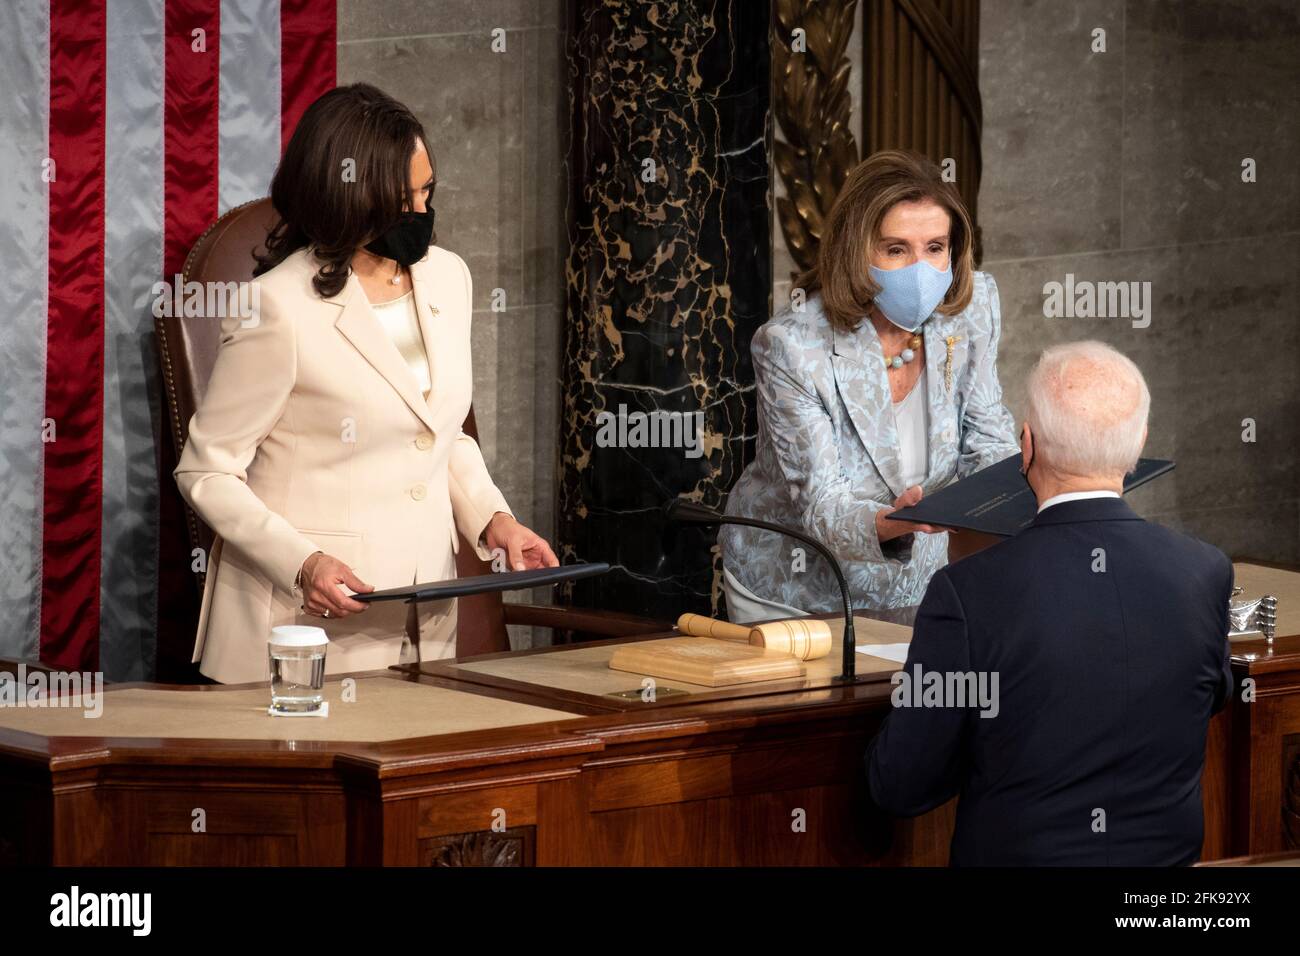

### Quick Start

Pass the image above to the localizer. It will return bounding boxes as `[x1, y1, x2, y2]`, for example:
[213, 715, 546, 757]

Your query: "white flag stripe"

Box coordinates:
[101, 0, 165, 680]
[218, 0, 282, 216]
[0, 0, 50, 662]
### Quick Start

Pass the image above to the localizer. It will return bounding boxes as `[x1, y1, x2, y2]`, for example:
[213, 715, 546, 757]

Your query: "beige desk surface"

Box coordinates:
[4, 564, 1284, 743]
[452, 563, 1298, 697]
[452, 614, 914, 697]
[0, 676, 581, 742]
[1231, 562, 1300, 638]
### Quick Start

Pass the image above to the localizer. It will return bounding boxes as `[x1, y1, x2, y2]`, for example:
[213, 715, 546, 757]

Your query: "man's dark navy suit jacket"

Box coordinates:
[866, 495, 1234, 865]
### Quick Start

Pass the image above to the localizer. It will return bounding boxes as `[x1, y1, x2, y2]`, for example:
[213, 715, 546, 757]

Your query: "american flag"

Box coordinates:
[0, 0, 336, 679]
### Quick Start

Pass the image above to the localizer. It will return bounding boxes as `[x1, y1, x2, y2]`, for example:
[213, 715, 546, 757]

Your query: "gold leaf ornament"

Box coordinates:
[773, 0, 861, 273]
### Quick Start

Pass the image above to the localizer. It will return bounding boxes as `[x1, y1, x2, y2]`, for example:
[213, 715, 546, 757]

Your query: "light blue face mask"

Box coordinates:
[868, 257, 953, 332]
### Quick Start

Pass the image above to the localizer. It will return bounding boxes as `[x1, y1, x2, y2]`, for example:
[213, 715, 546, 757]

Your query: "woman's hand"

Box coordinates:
[484, 512, 560, 571]
[875, 485, 960, 542]
[300, 552, 374, 618]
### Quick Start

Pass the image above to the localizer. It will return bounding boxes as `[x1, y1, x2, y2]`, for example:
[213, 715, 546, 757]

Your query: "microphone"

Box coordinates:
[664, 498, 858, 682]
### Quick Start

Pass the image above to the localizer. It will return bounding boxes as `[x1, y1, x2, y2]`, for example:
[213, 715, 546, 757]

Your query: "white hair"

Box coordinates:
[1025, 340, 1150, 477]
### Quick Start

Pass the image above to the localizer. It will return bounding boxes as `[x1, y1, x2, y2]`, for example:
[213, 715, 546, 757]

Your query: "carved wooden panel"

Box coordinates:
[1284, 735, 1300, 849]
[420, 826, 536, 867]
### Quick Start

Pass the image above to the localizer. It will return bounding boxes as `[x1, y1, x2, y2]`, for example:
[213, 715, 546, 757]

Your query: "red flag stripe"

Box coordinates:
[37, 0, 336, 673]
[280, 0, 336, 155]
[163, 0, 221, 278]
[41, 0, 108, 671]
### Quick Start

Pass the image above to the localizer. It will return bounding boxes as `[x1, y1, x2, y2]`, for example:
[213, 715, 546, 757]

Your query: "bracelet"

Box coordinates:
[294, 551, 324, 593]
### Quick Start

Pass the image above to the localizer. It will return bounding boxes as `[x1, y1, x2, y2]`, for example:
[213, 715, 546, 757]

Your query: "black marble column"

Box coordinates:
[558, 0, 771, 622]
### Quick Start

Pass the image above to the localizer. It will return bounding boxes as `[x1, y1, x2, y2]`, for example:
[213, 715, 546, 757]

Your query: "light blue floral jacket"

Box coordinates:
[720, 271, 1020, 614]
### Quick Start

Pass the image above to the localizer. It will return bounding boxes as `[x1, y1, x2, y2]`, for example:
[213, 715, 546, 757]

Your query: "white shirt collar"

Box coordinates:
[1037, 489, 1121, 514]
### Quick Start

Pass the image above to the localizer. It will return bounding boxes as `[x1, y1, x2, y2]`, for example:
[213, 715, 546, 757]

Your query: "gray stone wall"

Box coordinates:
[979, 0, 1299, 563]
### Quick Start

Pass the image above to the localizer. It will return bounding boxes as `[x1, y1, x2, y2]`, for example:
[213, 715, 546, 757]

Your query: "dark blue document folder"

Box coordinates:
[353, 562, 610, 603]
[890, 454, 1174, 536]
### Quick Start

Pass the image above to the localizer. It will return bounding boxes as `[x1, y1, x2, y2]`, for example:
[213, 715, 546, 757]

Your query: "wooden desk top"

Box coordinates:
[0, 675, 583, 743]
[433, 612, 913, 713]
[2, 562, 1296, 775]
[0, 657, 901, 777]
[429, 561, 1300, 707]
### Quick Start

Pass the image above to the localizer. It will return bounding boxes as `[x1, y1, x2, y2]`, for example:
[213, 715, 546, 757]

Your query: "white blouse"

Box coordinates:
[368, 289, 432, 398]
[892, 365, 930, 488]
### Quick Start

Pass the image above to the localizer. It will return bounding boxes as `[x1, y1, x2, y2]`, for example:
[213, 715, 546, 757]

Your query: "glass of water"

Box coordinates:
[268, 626, 328, 714]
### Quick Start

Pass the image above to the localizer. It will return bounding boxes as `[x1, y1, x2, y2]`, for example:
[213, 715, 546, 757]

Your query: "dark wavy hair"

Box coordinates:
[252, 83, 436, 298]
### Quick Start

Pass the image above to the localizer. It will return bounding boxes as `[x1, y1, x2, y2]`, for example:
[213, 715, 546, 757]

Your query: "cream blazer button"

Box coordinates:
[415, 433, 433, 450]
[411, 484, 427, 500]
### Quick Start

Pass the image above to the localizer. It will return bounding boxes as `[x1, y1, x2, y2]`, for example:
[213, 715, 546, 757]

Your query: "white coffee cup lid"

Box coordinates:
[270, 625, 328, 647]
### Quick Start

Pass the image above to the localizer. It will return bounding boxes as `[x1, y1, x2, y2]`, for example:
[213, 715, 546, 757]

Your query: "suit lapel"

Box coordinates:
[831, 320, 905, 499]
[409, 258, 442, 412]
[325, 268, 439, 436]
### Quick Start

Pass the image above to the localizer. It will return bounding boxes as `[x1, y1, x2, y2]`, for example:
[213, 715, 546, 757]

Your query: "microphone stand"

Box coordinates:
[664, 499, 857, 682]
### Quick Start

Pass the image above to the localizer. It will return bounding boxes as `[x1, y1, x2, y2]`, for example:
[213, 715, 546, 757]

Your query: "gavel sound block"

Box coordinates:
[606, 614, 833, 687]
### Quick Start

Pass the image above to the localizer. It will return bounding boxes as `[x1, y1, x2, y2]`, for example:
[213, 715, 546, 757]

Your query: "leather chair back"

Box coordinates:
[156, 198, 508, 657]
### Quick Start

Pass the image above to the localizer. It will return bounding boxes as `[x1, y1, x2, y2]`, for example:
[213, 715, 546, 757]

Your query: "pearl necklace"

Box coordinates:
[882, 335, 922, 369]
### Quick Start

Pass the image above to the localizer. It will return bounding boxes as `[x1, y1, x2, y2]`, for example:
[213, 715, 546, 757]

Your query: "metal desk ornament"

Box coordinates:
[1228, 587, 1278, 645]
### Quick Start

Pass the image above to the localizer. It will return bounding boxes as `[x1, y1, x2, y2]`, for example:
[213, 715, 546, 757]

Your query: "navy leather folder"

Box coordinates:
[353, 562, 610, 603]
[890, 454, 1174, 536]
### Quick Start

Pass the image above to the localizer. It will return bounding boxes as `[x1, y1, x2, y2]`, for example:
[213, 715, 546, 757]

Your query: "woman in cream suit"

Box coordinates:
[177, 84, 557, 684]
[720, 150, 1019, 621]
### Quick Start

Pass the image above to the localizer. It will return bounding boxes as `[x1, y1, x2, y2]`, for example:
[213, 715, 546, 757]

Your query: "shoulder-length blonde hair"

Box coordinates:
[797, 149, 975, 332]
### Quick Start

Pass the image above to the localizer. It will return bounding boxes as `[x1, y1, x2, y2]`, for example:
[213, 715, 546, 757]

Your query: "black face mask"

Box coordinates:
[364, 207, 434, 267]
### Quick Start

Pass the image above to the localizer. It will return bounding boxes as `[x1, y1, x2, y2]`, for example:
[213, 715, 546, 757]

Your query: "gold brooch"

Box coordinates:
[429, 305, 440, 317]
[944, 335, 962, 393]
